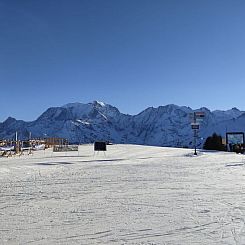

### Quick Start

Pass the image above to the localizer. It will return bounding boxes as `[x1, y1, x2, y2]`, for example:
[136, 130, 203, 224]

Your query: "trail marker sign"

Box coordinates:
[195, 112, 205, 118]
[191, 123, 200, 130]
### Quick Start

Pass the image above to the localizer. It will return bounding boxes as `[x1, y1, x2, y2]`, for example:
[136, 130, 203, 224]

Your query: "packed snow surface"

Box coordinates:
[1, 144, 245, 244]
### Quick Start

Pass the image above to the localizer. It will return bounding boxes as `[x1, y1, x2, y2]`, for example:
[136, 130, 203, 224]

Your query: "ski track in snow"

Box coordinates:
[1, 144, 245, 244]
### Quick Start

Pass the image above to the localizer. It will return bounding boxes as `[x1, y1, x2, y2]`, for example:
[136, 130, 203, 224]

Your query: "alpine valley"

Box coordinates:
[1, 101, 244, 147]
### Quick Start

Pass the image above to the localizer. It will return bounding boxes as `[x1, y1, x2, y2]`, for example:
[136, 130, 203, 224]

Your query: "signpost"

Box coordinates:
[191, 112, 205, 155]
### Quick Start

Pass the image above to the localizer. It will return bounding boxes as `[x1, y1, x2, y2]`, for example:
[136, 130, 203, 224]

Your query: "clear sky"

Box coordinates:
[1, 0, 245, 121]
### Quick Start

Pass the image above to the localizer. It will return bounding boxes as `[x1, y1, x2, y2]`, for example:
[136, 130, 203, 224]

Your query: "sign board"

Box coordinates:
[53, 145, 78, 152]
[190, 112, 205, 122]
[190, 118, 204, 124]
[196, 118, 204, 123]
[195, 112, 205, 118]
[94, 142, 107, 151]
[226, 132, 244, 145]
[191, 123, 199, 130]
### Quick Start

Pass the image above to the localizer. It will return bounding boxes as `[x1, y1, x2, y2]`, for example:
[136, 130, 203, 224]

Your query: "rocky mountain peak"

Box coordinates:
[1, 102, 245, 147]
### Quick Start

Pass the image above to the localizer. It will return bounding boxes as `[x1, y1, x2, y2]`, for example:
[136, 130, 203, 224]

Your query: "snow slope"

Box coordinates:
[0, 144, 245, 244]
[0, 101, 245, 147]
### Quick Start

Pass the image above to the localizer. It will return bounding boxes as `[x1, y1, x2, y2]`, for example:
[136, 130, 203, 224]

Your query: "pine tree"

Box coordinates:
[203, 133, 225, 151]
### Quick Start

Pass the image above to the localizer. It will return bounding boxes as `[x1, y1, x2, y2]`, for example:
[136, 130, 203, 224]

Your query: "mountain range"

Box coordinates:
[0, 101, 244, 147]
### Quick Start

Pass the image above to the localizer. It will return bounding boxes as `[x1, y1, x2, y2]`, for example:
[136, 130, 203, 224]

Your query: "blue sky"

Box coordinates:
[0, 0, 245, 121]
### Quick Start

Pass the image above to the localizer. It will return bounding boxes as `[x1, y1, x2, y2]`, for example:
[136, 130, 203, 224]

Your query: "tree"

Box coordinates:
[203, 133, 226, 151]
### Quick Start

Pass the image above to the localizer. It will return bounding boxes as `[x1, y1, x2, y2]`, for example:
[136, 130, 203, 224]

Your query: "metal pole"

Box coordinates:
[194, 113, 197, 155]
[194, 130, 197, 155]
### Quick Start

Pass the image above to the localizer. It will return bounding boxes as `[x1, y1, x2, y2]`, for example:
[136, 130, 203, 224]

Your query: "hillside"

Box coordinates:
[0, 101, 244, 147]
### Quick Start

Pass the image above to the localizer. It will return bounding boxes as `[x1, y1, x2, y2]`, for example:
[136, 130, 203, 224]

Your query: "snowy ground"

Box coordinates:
[1, 144, 245, 244]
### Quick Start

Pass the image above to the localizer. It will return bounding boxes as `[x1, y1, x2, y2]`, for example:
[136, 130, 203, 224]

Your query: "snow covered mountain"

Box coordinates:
[1, 101, 245, 147]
